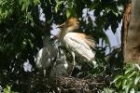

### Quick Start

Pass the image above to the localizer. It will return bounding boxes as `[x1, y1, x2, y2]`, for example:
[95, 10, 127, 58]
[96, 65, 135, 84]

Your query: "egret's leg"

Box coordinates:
[71, 52, 76, 66]
[69, 52, 75, 76]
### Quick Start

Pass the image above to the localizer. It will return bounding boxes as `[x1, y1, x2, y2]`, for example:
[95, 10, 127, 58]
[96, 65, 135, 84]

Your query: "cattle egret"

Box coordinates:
[57, 18, 96, 67]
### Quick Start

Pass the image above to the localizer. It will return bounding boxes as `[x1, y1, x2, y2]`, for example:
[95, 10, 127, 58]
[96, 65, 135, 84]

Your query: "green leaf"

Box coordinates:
[114, 75, 124, 88]
[4, 85, 18, 93]
[4, 86, 11, 93]
[122, 79, 127, 86]
[33, 0, 40, 5]
[28, 39, 34, 49]
[125, 65, 135, 75]
[134, 77, 140, 85]
[135, 64, 140, 71]
[128, 72, 136, 78]
[55, 0, 63, 13]
[20, 0, 30, 12]
[90, 0, 100, 9]
[115, 80, 122, 88]
[66, 9, 71, 18]
[113, 75, 123, 83]
[125, 68, 132, 75]
[125, 84, 130, 93]
[112, 10, 119, 17]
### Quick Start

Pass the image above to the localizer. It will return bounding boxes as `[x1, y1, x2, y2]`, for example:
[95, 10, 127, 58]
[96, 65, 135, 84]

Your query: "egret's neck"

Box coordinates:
[58, 29, 72, 42]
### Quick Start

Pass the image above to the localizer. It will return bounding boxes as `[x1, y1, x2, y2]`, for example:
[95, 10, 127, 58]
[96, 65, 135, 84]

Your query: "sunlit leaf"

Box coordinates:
[55, 0, 63, 13]
[125, 64, 135, 75]
[128, 72, 136, 78]
[115, 80, 122, 88]
[33, 0, 40, 5]
[134, 77, 140, 85]
[125, 84, 130, 93]
[114, 75, 124, 88]
[66, 9, 71, 18]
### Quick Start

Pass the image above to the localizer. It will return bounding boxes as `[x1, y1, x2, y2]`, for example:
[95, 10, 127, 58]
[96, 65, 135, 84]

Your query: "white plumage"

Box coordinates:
[57, 18, 96, 66]
[63, 32, 95, 62]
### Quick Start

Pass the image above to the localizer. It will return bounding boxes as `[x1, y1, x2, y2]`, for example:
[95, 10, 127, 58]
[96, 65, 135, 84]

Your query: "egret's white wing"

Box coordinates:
[63, 33, 95, 61]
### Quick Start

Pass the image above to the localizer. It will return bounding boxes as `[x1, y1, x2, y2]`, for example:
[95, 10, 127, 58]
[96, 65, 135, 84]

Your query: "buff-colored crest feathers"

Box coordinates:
[66, 18, 79, 27]
[58, 18, 79, 30]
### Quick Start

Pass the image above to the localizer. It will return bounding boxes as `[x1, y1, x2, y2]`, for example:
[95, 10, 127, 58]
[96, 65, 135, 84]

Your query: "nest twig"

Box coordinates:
[50, 75, 108, 93]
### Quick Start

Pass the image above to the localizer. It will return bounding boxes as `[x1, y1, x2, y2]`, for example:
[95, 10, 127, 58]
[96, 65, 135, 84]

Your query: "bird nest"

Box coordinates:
[50, 75, 110, 93]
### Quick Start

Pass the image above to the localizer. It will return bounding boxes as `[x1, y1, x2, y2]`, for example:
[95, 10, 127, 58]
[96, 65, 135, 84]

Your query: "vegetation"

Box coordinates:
[0, 0, 139, 92]
[114, 64, 140, 93]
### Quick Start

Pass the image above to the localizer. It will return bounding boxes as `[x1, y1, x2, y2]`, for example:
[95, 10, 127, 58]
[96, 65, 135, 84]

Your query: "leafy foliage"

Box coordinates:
[113, 64, 140, 93]
[0, 0, 133, 92]
[3, 85, 18, 93]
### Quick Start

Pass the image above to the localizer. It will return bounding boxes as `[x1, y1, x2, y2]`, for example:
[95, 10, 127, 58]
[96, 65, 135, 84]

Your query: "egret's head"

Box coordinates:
[58, 18, 79, 31]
